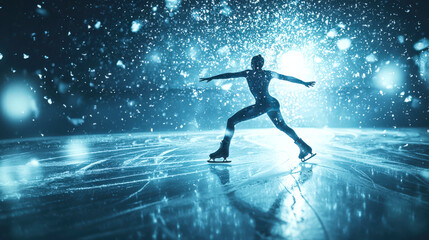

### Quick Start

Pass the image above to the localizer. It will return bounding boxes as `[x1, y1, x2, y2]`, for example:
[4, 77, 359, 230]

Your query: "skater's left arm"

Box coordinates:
[200, 71, 248, 82]
[271, 71, 315, 88]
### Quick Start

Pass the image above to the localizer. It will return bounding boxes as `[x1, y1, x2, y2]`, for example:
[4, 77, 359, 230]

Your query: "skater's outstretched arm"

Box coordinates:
[271, 71, 315, 88]
[200, 71, 248, 83]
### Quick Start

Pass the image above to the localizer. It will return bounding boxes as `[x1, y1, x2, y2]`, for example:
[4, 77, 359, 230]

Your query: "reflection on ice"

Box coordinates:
[0, 128, 428, 239]
[0, 158, 43, 199]
[65, 140, 89, 165]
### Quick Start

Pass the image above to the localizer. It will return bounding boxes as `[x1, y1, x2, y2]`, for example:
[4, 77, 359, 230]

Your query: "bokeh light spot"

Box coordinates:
[374, 64, 404, 90]
[1, 83, 38, 121]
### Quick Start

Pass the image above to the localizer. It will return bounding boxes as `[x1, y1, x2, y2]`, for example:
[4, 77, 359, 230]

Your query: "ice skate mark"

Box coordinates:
[68, 170, 206, 191]
[83, 171, 152, 185]
[123, 152, 148, 166]
[290, 174, 330, 240]
[330, 152, 424, 177]
[68, 179, 149, 191]
[327, 152, 386, 167]
[154, 148, 178, 164]
[119, 148, 178, 202]
[404, 151, 429, 161]
[76, 149, 151, 174]
[81, 224, 155, 240]
[227, 170, 295, 194]
[38, 144, 150, 162]
[414, 174, 429, 186]
[154, 205, 189, 237]
[76, 158, 110, 175]
[350, 164, 377, 189]
[158, 223, 177, 240]
[120, 181, 150, 203]
[394, 150, 429, 162]
[297, 161, 346, 175]
[81, 197, 184, 229]
[0, 151, 31, 160]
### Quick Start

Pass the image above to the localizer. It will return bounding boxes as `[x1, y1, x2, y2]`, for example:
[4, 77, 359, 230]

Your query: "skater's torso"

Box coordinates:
[245, 70, 277, 107]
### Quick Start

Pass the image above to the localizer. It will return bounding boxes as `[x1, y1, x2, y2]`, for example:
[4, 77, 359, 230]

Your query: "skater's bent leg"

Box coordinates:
[267, 110, 299, 141]
[223, 105, 264, 142]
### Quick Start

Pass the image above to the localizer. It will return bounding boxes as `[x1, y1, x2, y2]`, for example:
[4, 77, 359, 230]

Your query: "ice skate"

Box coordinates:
[295, 138, 316, 162]
[208, 140, 231, 163]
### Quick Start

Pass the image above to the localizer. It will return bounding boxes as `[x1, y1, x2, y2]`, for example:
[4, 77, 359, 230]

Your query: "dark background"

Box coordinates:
[0, 0, 428, 139]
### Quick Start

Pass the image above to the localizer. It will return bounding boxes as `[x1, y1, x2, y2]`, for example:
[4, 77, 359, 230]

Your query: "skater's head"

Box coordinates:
[251, 54, 264, 70]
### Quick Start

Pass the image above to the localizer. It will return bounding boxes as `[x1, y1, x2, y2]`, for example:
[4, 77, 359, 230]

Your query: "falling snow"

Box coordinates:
[0, 0, 427, 138]
[414, 38, 429, 51]
[337, 38, 352, 50]
[116, 60, 126, 69]
[94, 21, 101, 29]
[0, 1, 428, 238]
[365, 53, 377, 63]
[131, 20, 143, 32]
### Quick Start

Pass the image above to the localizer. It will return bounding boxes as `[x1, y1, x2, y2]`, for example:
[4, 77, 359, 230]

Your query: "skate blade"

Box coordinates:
[300, 153, 317, 162]
[207, 159, 231, 163]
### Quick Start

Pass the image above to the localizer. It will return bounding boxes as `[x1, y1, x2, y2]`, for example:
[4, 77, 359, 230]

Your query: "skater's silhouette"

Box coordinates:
[200, 55, 316, 161]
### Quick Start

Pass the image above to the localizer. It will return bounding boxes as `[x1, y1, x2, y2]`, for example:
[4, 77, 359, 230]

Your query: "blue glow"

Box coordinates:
[365, 53, 378, 62]
[94, 21, 101, 29]
[66, 140, 89, 165]
[278, 50, 314, 83]
[373, 64, 404, 90]
[337, 38, 352, 50]
[27, 159, 40, 167]
[416, 50, 429, 86]
[413, 38, 429, 51]
[116, 60, 126, 69]
[166, 0, 181, 11]
[0, 157, 43, 199]
[131, 20, 143, 33]
[1, 83, 38, 121]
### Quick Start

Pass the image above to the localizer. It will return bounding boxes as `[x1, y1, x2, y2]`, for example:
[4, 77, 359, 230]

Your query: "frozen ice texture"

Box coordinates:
[0, 128, 427, 239]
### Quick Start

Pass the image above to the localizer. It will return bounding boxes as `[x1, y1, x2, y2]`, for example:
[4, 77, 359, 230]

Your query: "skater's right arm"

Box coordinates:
[270, 71, 315, 87]
[200, 71, 248, 82]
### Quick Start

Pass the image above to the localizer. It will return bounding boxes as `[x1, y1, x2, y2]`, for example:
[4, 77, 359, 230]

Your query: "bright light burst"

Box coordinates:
[0, 0, 427, 137]
[278, 50, 315, 82]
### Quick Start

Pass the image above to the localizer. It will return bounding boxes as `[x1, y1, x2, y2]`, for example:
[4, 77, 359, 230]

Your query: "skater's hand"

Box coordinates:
[304, 81, 316, 88]
[199, 77, 213, 83]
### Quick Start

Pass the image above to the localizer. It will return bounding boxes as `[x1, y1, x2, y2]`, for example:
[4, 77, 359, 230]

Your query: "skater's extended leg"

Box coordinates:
[267, 110, 299, 141]
[223, 104, 265, 142]
[209, 104, 266, 160]
[268, 110, 314, 160]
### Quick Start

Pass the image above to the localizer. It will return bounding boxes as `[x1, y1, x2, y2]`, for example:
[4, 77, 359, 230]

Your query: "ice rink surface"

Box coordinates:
[1, 128, 428, 239]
